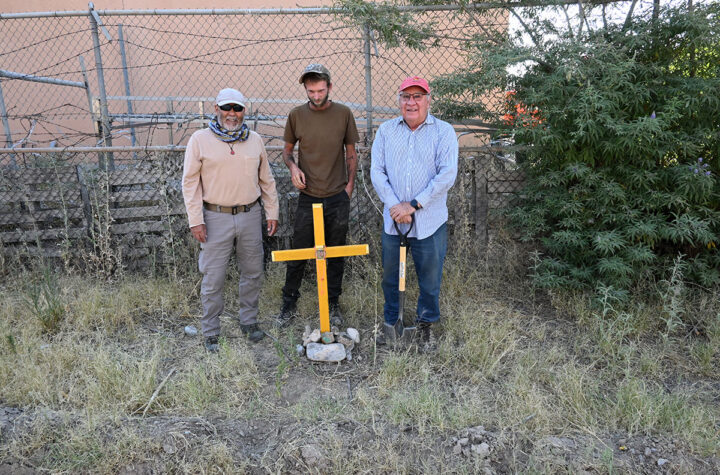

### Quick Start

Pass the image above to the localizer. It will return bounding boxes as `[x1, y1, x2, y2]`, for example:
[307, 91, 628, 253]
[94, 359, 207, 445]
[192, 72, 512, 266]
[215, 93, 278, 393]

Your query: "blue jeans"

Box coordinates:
[381, 223, 447, 325]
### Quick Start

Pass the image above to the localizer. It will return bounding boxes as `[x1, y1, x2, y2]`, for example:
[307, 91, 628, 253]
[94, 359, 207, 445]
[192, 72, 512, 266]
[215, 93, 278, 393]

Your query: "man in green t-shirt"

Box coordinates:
[275, 64, 359, 328]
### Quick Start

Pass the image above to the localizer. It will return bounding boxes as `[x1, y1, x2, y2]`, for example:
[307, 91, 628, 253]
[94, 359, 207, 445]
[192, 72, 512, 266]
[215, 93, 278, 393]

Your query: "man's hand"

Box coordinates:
[290, 166, 307, 190]
[190, 224, 207, 243]
[345, 182, 354, 198]
[389, 202, 415, 223]
[267, 219, 278, 236]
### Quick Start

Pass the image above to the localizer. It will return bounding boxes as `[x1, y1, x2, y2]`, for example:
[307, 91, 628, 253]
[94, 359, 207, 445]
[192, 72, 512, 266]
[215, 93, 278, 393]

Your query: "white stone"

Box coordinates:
[304, 328, 321, 346]
[184, 325, 198, 336]
[306, 342, 346, 362]
[458, 437, 469, 446]
[301, 444, 324, 466]
[162, 437, 177, 454]
[347, 327, 360, 344]
[657, 459, 669, 466]
[337, 333, 355, 350]
[296, 344, 305, 356]
[471, 442, 490, 458]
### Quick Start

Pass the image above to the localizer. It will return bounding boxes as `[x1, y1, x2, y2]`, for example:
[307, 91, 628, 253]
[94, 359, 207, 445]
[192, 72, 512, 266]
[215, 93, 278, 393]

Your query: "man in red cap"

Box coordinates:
[371, 76, 458, 350]
[275, 64, 360, 328]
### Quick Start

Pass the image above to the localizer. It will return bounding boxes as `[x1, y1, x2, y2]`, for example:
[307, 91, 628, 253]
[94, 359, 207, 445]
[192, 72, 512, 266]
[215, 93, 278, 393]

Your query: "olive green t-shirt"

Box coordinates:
[284, 102, 359, 198]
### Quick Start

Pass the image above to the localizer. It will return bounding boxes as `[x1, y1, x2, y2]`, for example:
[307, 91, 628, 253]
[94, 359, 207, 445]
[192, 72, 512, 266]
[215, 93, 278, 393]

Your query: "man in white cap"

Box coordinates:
[182, 88, 279, 352]
[275, 64, 359, 328]
[371, 76, 458, 350]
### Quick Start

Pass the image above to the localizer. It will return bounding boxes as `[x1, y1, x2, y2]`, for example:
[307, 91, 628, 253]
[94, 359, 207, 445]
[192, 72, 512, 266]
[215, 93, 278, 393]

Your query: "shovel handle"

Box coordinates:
[399, 246, 407, 292]
[393, 213, 415, 247]
[394, 214, 414, 295]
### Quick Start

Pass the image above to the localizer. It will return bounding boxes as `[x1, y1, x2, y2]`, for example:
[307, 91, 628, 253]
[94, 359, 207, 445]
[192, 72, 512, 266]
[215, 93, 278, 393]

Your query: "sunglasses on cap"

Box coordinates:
[218, 104, 244, 112]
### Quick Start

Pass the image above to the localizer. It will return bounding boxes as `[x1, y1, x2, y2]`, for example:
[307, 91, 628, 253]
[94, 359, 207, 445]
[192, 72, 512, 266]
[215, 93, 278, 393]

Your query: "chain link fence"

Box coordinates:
[0, 5, 507, 151]
[0, 147, 519, 273]
[0, 5, 523, 271]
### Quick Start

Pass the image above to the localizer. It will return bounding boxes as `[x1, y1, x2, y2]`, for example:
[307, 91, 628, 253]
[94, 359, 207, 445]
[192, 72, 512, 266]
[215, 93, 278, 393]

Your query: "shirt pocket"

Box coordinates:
[241, 155, 261, 178]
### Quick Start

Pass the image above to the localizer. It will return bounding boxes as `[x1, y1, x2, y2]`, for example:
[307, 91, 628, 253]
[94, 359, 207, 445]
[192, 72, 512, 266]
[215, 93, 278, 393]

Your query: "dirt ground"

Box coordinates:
[2, 306, 719, 474]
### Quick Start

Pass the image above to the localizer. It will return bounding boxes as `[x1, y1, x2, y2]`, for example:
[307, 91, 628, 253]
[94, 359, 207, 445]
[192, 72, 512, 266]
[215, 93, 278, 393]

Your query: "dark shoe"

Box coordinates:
[274, 301, 298, 328]
[416, 321, 436, 352]
[417, 321, 432, 342]
[376, 320, 403, 346]
[329, 303, 343, 327]
[204, 336, 219, 353]
[240, 323, 265, 343]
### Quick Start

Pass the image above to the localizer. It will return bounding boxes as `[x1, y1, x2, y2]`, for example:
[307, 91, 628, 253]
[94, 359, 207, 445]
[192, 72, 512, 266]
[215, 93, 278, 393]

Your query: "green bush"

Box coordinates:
[499, 5, 720, 290]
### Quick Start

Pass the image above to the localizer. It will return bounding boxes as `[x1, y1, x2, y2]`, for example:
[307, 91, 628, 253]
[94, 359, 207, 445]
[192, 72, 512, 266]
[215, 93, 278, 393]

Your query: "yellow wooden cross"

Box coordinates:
[272, 203, 369, 333]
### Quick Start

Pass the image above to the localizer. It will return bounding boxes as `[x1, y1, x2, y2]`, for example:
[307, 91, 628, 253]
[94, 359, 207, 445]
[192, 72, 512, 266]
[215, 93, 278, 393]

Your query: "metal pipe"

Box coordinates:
[0, 82, 16, 167]
[117, 24, 137, 149]
[0, 2, 621, 19]
[0, 69, 85, 88]
[363, 24, 374, 146]
[0, 145, 287, 153]
[88, 2, 114, 170]
[105, 95, 398, 113]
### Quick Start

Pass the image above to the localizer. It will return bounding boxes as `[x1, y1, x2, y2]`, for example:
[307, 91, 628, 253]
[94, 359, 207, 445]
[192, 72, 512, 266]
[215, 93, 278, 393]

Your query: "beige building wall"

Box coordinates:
[1, 1, 328, 13]
[1, 2, 506, 151]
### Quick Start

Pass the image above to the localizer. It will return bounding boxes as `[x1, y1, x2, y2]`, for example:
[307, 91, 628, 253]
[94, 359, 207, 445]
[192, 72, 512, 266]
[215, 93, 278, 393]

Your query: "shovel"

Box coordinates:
[391, 214, 416, 344]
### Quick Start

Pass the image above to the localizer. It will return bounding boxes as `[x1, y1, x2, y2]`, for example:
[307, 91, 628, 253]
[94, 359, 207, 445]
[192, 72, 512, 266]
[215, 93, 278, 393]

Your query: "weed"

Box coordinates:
[5, 334, 17, 354]
[23, 267, 66, 333]
[658, 254, 687, 334]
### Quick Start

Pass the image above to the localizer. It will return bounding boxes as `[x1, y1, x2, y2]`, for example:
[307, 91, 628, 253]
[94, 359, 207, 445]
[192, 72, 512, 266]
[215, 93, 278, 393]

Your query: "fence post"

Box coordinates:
[475, 158, 488, 243]
[362, 23, 374, 146]
[167, 99, 174, 144]
[118, 24, 138, 154]
[88, 2, 114, 170]
[0, 81, 16, 167]
[78, 56, 107, 169]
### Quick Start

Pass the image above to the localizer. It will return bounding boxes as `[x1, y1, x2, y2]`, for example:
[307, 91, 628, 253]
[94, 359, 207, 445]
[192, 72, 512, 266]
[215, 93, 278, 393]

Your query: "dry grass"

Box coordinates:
[0, 232, 718, 473]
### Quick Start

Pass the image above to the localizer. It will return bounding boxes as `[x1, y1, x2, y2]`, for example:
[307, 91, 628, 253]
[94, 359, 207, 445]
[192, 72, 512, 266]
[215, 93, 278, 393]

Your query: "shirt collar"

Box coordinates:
[394, 113, 435, 130]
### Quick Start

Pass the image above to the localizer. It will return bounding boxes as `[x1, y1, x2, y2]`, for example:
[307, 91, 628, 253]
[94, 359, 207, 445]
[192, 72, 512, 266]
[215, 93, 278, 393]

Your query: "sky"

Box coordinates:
[506, 0, 700, 76]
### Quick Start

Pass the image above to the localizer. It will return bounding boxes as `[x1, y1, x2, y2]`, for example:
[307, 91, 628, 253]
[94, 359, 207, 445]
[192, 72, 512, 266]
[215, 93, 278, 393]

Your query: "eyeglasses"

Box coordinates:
[219, 104, 244, 112]
[399, 93, 428, 103]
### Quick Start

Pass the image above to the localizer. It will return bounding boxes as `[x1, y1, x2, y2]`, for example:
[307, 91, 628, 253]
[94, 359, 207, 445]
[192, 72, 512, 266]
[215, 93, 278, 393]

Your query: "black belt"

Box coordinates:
[203, 199, 258, 215]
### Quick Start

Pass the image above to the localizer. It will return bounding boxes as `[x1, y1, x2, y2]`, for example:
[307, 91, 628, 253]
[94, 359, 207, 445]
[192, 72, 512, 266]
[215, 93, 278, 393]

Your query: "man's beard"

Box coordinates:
[220, 117, 242, 131]
[310, 96, 329, 108]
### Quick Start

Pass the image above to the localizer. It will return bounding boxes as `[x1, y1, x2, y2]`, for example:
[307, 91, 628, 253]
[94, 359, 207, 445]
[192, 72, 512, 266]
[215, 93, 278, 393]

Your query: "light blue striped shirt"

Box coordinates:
[371, 114, 458, 240]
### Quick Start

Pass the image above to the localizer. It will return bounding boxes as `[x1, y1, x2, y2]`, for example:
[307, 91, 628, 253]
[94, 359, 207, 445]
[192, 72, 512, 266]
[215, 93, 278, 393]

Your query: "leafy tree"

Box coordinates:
[338, 0, 720, 291]
[499, 3, 720, 291]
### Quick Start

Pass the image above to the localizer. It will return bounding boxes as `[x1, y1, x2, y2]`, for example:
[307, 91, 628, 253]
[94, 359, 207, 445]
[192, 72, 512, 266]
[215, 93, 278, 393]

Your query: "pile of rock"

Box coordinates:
[451, 425, 497, 459]
[297, 325, 360, 362]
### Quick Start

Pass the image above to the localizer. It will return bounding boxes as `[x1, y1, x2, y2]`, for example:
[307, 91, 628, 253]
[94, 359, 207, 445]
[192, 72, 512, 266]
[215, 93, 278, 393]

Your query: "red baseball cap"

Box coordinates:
[399, 76, 430, 93]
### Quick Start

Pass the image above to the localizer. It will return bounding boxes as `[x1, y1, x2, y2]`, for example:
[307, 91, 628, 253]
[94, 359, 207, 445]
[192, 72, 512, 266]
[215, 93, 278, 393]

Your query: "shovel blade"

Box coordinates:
[400, 324, 417, 344]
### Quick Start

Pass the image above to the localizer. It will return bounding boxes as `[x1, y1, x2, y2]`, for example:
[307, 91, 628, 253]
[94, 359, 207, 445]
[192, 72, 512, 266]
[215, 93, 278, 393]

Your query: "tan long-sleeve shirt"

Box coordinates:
[182, 128, 279, 228]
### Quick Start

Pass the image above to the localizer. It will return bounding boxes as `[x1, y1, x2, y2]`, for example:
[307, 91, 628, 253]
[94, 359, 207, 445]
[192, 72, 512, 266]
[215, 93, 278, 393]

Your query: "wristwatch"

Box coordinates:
[410, 199, 421, 210]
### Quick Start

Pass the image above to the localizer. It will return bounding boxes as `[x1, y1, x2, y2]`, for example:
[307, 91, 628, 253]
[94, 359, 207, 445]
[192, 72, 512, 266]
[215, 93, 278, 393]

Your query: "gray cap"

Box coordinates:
[215, 88, 247, 108]
[299, 63, 331, 84]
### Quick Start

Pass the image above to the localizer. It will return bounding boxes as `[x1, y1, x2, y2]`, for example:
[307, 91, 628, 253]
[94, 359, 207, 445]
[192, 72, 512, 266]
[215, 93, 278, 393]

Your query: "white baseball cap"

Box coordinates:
[216, 88, 247, 108]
